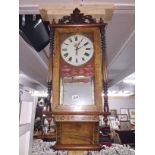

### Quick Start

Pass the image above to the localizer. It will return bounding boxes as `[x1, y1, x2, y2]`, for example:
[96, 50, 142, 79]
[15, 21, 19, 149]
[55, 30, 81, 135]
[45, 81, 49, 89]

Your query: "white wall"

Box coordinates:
[19, 131, 31, 155]
[108, 96, 135, 114]
[19, 90, 37, 155]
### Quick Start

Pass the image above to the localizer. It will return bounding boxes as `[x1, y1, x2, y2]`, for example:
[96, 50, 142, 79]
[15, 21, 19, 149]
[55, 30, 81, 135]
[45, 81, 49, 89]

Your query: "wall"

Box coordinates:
[108, 95, 135, 114]
[19, 131, 31, 155]
[19, 90, 37, 155]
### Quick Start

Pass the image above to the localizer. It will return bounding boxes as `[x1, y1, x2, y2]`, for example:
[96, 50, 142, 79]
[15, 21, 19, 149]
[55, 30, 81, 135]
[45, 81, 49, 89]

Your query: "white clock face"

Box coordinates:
[61, 34, 94, 66]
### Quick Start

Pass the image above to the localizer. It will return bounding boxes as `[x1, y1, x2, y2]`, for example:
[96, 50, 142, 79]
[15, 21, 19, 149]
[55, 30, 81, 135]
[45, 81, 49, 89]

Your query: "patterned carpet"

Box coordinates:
[32, 139, 135, 155]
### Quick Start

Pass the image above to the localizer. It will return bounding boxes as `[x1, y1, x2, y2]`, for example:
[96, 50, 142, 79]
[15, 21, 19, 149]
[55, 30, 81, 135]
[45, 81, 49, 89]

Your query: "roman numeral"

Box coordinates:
[82, 57, 85, 61]
[64, 53, 68, 57]
[86, 48, 91, 50]
[69, 38, 72, 42]
[62, 48, 67, 51]
[75, 36, 78, 41]
[84, 42, 89, 46]
[68, 57, 72, 61]
[76, 58, 78, 63]
[84, 52, 90, 56]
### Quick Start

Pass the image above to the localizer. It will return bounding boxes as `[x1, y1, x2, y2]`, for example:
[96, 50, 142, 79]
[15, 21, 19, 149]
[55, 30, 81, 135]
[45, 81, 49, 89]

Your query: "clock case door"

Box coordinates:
[52, 27, 103, 115]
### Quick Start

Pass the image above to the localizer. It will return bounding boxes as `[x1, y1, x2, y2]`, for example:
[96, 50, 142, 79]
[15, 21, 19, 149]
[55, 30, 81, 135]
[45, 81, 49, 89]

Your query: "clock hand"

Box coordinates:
[77, 44, 85, 50]
[77, 42, 89, 50]
[77, 38, 83, 48]
[75, 38, 83, 55]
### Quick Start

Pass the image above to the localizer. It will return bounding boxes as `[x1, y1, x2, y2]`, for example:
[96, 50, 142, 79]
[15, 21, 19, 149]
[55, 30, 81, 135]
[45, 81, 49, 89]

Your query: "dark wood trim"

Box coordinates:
[100, 24, 109, 113]
[50, 8, 106, 28]
[52, 144, 101, 151]
[58, 8, 97, 24]
[42, 111, 109, 116]
[48, 26, 55, 111]
[50, 23, 106, 28]
[100, 20, 110, 126]
[42, 111, 110, 116]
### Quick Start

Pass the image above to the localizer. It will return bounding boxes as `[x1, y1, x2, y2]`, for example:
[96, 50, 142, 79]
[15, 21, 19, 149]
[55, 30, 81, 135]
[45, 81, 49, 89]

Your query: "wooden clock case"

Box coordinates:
[52, 27, 102, 115]
[47, 8, 110, 151]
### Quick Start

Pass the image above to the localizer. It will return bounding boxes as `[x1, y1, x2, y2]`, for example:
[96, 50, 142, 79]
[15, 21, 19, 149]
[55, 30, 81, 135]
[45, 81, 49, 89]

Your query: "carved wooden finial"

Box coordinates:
[58, 8, 96, 24]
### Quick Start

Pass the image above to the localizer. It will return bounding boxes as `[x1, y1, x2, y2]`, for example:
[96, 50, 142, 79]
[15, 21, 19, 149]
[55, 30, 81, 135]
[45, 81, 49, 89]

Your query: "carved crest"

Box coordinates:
[58, 8, 96, 24]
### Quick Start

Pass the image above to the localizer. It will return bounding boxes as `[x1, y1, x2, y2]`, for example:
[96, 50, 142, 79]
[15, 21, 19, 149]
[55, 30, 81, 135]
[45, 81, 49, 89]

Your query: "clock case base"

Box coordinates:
[52, 144, 101, 151]
[53, 121, 100, 151]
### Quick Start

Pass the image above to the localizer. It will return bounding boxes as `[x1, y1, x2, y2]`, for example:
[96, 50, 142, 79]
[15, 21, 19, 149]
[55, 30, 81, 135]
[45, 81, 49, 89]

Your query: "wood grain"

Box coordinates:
[55, 122, 99, 146]
[53, 117, 100, 149]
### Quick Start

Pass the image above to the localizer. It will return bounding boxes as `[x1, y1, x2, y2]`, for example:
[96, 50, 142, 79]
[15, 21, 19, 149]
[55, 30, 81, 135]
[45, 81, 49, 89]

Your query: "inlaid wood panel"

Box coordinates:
[55, 115, 99, 122]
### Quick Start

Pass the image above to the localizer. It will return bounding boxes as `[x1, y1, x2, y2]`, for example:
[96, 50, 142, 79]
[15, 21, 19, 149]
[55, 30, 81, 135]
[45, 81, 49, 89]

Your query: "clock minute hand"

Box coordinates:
[75, 38, 84, 55]
[77, 42, 89, 50]
[77, 43, 86, 50]
[77, 38, 83, 47]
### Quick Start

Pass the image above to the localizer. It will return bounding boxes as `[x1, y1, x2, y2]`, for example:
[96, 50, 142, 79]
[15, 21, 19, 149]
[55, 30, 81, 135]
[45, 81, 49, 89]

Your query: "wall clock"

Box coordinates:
[52, 27, 102, 115]
[47, 8, 110, 151]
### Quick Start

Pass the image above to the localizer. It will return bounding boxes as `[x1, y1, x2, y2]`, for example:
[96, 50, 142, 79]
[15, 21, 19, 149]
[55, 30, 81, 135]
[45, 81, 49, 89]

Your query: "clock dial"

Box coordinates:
[61, 34, 94, 66]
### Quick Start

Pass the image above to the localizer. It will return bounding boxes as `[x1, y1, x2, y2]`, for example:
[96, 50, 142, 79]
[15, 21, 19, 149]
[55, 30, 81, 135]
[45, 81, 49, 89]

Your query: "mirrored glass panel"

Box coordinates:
[60, 76, 94, 105]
